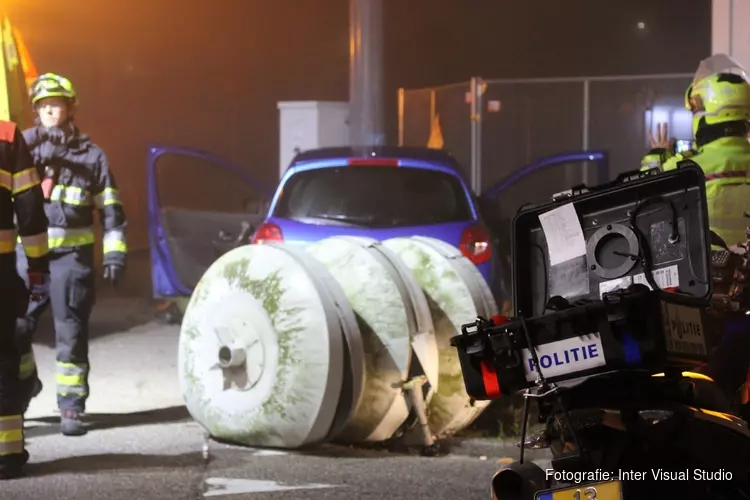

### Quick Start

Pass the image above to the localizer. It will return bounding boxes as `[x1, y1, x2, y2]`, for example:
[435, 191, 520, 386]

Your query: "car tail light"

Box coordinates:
[251, 222, 283, 244]
[459, 225, 492, 265]
[347, 158, 399, 166]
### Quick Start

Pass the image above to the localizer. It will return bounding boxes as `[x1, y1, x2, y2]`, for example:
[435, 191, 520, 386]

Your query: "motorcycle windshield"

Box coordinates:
[692, 53, 750, 85]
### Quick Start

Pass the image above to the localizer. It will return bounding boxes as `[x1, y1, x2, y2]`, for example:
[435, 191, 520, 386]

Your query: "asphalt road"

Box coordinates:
[2, 279, 550, 500]
[202, 442, 507, 500]
[4, 415, 548, 500]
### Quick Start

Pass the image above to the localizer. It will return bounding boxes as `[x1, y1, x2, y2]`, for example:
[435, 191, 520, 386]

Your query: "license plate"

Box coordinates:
[535, 480, 622, 500]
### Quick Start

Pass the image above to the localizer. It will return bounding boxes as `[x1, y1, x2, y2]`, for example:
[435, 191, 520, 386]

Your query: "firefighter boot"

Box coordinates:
[21, 379, 42, 414]
[0, 449, 29, 480]
[0, 414, 29, 480]
[60, 410, 86, 436]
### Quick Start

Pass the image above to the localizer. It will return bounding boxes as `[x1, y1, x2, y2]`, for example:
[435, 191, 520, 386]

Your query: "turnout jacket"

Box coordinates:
[0, 121, 49, 273]
[23, 125, 126, 267]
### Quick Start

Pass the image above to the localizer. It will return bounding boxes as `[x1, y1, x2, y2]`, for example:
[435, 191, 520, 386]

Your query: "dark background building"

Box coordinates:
[8, 0, 711, 250]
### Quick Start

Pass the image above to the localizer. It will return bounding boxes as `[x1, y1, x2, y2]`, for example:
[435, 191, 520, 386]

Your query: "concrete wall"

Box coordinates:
[712, 0, 750, 70]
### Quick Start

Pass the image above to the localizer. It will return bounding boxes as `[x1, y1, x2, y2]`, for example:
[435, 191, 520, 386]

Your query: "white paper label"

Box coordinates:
[522, 334, 607, 382]
[538, 203, 587, 266]
[597, 264, 681, 297]
[633, 264, 680, 290]
[598, 276, 633, 297]
[661, 302, 707, 356]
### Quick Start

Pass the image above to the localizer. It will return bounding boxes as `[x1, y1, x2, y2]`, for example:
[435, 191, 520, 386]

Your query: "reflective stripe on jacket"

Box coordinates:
[0, 121, 48, 273]
[22, 125, 127, 266]
[641, 137, 750, 246]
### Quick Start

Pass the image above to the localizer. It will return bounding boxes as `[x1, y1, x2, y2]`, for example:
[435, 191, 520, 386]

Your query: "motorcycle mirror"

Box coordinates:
[491, 461, 548, 500]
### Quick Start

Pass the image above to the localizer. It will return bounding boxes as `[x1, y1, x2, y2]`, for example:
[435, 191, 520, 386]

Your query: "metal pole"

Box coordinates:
[397, 87, 405, 146]
[349, 0, 385, 148]
[475, 79, 483, 193]
[470, 77, 482, 193]
[581, 79, 590, 185]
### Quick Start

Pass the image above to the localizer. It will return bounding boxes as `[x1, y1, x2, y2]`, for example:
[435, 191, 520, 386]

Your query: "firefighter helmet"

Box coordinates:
[29, 73, 77, 106]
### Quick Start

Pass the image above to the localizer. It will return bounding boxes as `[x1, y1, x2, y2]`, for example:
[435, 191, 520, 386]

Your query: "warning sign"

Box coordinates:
[661, 302, 706, 355]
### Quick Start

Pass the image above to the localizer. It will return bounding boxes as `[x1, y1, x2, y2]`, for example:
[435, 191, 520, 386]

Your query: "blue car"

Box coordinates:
[253, 146, 501, 292]
[147, 144, 609, 307]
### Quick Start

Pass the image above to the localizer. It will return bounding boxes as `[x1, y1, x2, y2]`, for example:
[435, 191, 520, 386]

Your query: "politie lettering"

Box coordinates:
[527, 343, 600, 373]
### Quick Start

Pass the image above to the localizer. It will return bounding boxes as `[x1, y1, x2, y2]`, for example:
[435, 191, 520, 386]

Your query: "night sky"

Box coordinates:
[7, 0, 711, 250]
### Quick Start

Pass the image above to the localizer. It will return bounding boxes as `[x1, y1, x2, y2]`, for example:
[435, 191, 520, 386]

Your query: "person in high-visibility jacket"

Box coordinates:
[16, 73, 127, 437]
[641, 54, 750, 248]
[0, 119, 50, 478]
[641, 55, 750, 409]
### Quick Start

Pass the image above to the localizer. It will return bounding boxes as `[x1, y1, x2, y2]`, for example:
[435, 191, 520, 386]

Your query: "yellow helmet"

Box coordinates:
[29, 72, 77, 106]
[687, 54, 750, 137]
[690, 74, 750, 135]
[684, 84, 693, 111]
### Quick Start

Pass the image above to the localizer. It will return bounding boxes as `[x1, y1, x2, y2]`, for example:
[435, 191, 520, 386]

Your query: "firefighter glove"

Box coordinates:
[45, 126, 67, 145]
[103, 264, 123, 288]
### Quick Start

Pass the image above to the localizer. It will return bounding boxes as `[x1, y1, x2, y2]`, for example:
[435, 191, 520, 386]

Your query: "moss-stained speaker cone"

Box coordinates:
[178, 243, 345, 449]
[306, 235, 418, 443]
[383, 236, 496, 438]
[268, 242, 365, 442]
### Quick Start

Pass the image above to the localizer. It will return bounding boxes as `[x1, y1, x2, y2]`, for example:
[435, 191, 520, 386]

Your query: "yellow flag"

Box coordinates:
[0, 17, 34, 128]
[427, 114, 444, 149]
[13, 27, 38, 90]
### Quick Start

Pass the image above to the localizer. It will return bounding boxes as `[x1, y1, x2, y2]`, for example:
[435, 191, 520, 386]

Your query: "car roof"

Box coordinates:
[289, 146, 464, 173]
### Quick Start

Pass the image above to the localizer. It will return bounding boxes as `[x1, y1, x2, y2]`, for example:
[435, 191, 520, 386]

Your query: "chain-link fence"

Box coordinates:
[398, 80, 478, 184]
[398, 73, 693, 215]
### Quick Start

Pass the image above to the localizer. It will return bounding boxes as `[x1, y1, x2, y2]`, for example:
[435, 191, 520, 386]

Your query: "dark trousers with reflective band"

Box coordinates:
[0, 258, 26, 462]
[17, 246, 95, 412]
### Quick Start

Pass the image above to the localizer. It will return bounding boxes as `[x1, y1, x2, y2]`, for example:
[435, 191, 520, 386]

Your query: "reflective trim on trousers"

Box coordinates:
[18, 352, 36, 381]
[0, 169, 11, 191]
[56, 362, 88, 397]
[0, 416, 24, 456]
[0, 228, 15, 254]
[48, 227, 95, 249]
[20, 232, 49, 258]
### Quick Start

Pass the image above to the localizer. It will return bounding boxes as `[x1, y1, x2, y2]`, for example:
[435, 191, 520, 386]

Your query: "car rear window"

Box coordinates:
[273, 165, 473, 228]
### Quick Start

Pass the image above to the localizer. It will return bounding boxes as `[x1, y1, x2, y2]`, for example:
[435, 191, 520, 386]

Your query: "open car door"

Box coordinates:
[147, 145, 274, 299]
[479, 151, 610, 292]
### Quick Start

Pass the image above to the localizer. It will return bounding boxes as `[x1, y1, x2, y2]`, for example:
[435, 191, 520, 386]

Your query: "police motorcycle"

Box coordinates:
[451, 163, 750, 500]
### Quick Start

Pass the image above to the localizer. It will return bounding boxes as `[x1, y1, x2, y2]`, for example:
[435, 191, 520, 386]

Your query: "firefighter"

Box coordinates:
[17, 72, 127, 437]
[0, 119, 50, 478]
[641, 53, 750, 248]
